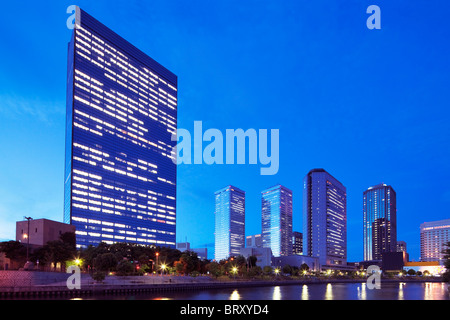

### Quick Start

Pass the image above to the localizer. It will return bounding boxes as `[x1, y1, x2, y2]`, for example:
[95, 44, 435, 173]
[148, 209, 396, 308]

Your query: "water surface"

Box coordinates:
[81, 282, 449, 300]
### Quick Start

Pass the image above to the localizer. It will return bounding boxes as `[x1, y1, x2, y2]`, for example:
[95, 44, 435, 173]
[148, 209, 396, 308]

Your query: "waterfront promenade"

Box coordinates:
[0, 271, 447, 299]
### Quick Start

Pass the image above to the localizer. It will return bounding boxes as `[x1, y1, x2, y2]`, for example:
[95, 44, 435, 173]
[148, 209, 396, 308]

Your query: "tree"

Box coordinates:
[407, 269, 416, 276]
[282, 264, 292, 275]
[0, 241, 27, 265]
[36, 238, 76, 271]
[442, 241, 450, 282]
[248, 266, 262, 277]
[300, 263, 310, 272]
[116, 260, 134, 276]
[94, 253, 117, 272]
[206, 261, 223, 278]
[248, 255, 257, 268]
[263, 266, 273, 275]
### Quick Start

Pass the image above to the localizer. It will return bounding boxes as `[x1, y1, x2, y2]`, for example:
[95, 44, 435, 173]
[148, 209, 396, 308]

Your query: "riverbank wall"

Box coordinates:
[0, 271, 447, 299]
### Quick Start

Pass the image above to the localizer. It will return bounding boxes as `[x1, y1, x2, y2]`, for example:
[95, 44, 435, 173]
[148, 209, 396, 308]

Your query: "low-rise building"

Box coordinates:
[271, 255, 320, 272]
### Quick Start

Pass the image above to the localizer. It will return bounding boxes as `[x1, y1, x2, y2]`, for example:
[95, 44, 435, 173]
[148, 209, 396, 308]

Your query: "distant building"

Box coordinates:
[261, 185, 293, 257]
[292, 231, 303, 255]
[176, 242, 191, 252]
[192, 248, 208, 260]
[403, 261, 445, 276]
[303, 169, 347, 270]
[420, 219, 450, 262]
[240, 247, 272, 268]
[176, 242, 208, 260]
[271, 255, 320, 272]
[214, 186, 245, 261]
[363, 183, 397, 261]
[381, 251, 409, 272]
[246, 234, 262, 248]
[397, 241, 407, 253]
[16, 218, 76, 250]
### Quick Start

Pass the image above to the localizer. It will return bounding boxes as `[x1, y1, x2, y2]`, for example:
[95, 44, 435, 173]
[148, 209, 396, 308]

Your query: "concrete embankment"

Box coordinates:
[0, 271, 446, 298]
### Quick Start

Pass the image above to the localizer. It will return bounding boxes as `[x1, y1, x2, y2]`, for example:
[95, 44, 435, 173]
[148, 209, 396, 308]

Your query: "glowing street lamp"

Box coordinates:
[231, 266, 238, 279]
[274, 268, 280, 276]
[160, 264, 167, 275]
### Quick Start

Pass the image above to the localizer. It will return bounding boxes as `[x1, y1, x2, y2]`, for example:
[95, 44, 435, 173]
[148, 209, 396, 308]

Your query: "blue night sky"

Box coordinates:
[0, 0, 449, 262]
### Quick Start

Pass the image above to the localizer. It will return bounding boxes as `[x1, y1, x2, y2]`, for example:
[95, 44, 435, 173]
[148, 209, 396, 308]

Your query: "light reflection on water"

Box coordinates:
[42, 282, 450, 300]
[272, 286, 281, 300]
[325, 283, 333, 300]
[229, 289, 240, 300]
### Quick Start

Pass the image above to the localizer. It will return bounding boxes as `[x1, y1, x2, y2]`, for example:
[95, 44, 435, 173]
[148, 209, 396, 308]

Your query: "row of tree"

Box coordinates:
[0, 232, 76, 270]
[1, 234, 450, 282]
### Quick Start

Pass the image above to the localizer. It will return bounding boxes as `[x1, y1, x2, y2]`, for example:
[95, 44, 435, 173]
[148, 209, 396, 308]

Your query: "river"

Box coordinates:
[78, 281, 448, 300]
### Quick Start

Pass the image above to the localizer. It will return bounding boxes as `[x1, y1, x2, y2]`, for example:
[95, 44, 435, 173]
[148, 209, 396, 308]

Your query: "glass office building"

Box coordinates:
[64, 8, 177, 248]
[214, 186, 245, 261]
[261, 185, 293, 257]
[363, 184, 397, 261]
[303, 169, 347, 269]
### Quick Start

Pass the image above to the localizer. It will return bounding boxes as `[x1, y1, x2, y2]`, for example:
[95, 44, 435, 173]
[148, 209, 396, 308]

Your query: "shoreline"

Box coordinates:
[0, 271, 447, 298]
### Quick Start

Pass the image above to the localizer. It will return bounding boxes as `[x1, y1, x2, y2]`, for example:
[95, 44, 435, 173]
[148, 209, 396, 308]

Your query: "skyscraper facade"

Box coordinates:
[292, 231, 303, 255]
[303, 169, 347, 269]
[363, 184, 397, 261]
[261, 185, 293, 257]
[420, 219, 450, 262]
[214, 186, 245, 261]
[64, 8, 177, 248]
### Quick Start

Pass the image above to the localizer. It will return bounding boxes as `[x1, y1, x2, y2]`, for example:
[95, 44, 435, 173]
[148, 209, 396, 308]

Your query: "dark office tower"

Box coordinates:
[64, 8, 177, 248]
[292, 231, 303, 255]
[303, 169, 347, 268]
[363, 184, 397, 261]
[372, 218, 392, 260]
[261, 185, 293, 257]
[214, 186, 245, 261]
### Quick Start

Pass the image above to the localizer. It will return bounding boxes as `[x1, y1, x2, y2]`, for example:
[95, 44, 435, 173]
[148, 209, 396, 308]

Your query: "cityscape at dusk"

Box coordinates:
[0, 0, 449, 306]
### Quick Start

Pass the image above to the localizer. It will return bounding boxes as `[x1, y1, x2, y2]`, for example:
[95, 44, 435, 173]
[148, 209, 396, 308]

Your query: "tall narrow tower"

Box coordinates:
[261, 185, 293, 257]
[303, 169, 347, 269]
[363, 183, 397, 261]
[214, 186, 245, 261]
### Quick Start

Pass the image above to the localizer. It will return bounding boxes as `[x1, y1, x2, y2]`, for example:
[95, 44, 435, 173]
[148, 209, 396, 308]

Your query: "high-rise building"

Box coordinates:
[292, 231, 303, 255]
[397, 240, 407, 253]
[214, 186, 245, 261]
[303, 169, 347, 269]
[64, 8, 177, 248]
[261, 185, 293, 257]
[420, 219, 450, 262]
[246, 234, 262, 248]
[363, 184, 397, 261]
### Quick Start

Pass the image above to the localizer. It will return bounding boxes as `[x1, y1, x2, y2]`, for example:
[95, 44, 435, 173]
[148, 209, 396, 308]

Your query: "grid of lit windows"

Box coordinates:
[303, 169, 347, 268]
[420, 219, 450, 262]
[64, 9, 177, 249]
[214, 186, 245, 261]
[261, 185, 293, 257]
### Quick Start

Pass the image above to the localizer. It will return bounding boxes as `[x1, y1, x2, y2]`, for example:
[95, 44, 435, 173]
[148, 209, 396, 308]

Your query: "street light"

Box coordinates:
[24, 217, 32, 263]
[232, 266, 238, 279]
[274, 268, 280, 276]
[160, 264, 167, 275]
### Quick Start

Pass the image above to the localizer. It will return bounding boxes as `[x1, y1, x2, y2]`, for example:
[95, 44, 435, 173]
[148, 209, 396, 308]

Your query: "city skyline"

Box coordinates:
[1, 1, 450, 264]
